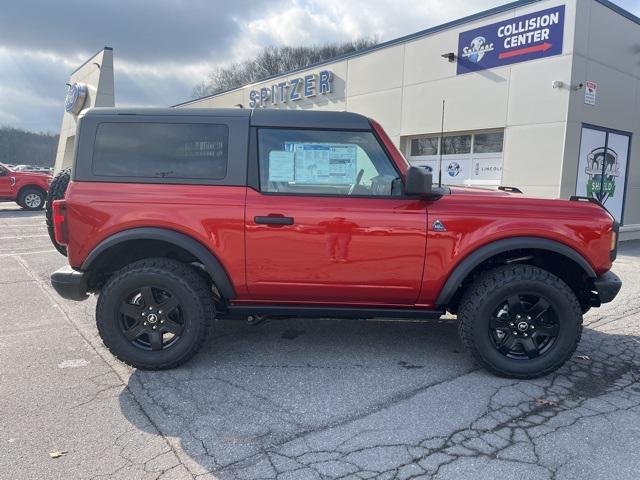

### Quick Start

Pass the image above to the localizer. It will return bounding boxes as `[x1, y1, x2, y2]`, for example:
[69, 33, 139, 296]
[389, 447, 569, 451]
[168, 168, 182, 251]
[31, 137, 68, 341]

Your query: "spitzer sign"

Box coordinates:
[457, 5, 565, 74]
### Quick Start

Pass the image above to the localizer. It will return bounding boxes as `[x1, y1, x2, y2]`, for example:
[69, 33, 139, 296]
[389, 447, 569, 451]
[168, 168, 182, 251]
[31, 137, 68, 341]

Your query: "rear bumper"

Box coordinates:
[51, 266, 89, 301]
[593, 270, 622, 304]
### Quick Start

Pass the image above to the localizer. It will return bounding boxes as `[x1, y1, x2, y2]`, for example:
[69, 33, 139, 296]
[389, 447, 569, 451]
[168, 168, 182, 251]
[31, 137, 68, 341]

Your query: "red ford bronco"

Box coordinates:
[0, 162, 51, 210]
[49, 108, 621, 378]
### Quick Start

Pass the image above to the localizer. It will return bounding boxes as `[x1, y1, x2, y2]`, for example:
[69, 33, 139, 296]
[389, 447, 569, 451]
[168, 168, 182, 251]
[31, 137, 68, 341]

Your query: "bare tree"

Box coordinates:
[193, 38, 377, 98]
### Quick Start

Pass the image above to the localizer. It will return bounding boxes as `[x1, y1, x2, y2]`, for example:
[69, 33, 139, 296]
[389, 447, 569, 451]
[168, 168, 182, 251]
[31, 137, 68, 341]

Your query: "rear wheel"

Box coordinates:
[458, 264, 582, 379]
[96, 258, 214, 370]
[18, 187, 45, 210]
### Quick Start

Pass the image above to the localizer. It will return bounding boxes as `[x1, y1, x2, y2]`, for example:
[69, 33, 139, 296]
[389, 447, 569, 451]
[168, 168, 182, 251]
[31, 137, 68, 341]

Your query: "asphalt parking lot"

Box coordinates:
[1, 203, 639, 480]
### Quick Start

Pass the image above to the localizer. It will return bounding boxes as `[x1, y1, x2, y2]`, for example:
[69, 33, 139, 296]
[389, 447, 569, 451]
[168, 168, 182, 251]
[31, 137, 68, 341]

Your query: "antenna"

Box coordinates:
[438, 99, 445, 187]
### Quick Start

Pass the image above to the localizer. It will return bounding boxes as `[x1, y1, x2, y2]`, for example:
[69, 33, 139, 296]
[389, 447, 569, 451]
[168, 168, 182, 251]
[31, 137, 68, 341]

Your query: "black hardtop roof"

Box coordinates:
[250, 109, 370, 129]
[82, 107, 250, 118]
[81, 107, 372, 130]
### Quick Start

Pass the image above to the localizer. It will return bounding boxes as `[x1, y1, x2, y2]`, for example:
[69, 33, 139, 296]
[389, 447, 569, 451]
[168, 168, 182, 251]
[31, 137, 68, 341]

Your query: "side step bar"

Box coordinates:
[225, 305, 444, 320]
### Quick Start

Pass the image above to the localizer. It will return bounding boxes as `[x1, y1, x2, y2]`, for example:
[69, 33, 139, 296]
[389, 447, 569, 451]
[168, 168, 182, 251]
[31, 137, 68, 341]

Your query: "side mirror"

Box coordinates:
[404, 166, 433, 196]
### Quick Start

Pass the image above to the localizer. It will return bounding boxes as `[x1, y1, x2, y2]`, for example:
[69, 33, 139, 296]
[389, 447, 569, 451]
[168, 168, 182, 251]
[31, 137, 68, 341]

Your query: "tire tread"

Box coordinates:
[96, 258, 215, 370]
[457, 264, 583, 379]
[45, 168, 71, 255]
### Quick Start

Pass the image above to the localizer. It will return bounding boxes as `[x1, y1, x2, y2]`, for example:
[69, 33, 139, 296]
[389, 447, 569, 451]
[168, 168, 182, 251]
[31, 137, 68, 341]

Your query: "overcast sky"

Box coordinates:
[1, 0, 638, 133]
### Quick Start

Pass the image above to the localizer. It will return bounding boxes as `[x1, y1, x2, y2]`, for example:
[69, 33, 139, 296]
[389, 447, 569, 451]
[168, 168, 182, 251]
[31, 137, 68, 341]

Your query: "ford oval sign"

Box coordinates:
[65, 83, 88, 114]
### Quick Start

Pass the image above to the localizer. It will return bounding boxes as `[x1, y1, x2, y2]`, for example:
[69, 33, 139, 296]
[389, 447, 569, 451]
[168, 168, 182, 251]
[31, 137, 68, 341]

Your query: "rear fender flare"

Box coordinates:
[436, 237, 597, 306]
[82, 227, 235, 299]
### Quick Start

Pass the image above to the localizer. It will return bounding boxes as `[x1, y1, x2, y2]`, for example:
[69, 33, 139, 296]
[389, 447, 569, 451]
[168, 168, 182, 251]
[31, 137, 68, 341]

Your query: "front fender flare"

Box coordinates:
[81, 227, 236, 299]
[435, 236, 597, 307]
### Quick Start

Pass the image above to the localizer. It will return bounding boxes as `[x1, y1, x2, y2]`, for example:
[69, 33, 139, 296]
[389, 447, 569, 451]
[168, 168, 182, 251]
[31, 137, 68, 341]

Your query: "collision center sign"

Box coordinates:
[456, 5, 564, 74]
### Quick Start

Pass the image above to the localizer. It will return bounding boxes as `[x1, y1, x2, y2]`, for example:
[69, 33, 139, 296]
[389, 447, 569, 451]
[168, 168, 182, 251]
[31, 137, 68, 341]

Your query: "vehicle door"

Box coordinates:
[0, 165, 12, 197]
[244, 127, 428, 305]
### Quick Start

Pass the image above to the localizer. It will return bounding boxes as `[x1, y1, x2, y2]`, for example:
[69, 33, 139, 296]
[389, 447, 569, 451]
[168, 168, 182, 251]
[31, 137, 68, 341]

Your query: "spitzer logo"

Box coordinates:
[462, 36, 495, 63]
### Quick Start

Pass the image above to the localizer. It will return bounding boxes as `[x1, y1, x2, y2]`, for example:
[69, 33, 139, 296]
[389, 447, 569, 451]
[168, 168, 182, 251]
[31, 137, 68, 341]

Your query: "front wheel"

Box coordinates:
[458, 264, 583, 379]
[18, 187, 45, 210]
[96, 258, 214, 370]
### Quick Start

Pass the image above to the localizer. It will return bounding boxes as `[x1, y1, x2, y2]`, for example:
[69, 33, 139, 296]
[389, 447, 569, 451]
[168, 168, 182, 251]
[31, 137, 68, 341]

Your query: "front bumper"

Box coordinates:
[51, 266, 89, 301]
[593, 270, 622, 304]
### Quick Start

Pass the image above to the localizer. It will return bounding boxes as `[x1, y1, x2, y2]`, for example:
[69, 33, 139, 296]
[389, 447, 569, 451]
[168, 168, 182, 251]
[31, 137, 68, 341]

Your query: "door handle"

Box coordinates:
[254, 215, 294, 225]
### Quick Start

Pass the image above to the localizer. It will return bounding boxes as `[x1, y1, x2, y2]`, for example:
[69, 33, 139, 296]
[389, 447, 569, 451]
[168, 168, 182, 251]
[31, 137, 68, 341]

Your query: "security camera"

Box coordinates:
[551, 80, 564, 89]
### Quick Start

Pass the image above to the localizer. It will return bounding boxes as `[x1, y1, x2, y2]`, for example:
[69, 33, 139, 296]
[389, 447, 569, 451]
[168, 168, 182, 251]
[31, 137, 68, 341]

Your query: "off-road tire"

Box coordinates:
[458, 264, 583, 379]
[96, 258, 215, 370]
[18, 187, 46, 211]
[45, 168, 71, 255]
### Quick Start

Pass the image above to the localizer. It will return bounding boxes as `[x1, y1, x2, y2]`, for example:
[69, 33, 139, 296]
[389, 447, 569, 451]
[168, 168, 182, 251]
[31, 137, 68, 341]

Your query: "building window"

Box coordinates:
[473, 132, 504, 153]
[442, 135, 471, 155]
[403, 129, 504, 186]
[410, 137, 438, 156]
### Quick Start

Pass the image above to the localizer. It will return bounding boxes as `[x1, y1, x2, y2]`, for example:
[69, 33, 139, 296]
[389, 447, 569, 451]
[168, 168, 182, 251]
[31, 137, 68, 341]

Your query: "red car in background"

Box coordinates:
[0, 162, 51, 210]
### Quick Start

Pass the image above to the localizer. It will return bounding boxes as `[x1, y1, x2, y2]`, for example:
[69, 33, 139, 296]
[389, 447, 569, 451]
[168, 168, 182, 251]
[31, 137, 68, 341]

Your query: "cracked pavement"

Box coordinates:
[1, 204, 639, 479]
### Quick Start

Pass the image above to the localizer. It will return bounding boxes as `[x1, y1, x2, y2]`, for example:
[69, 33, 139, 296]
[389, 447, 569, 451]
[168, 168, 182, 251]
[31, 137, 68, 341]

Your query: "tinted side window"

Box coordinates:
[258, 129, 399, 196]
[92, 123, 228, 179]
[441, 135, 471, 155]
[410, 137, 438, 156]
[473, 132, 504, 153]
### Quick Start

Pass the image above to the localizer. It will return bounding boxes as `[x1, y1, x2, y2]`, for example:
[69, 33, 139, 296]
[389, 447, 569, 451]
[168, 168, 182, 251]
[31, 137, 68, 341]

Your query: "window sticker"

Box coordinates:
[268, 151, 295, 182]
[285, 143, 358, 184]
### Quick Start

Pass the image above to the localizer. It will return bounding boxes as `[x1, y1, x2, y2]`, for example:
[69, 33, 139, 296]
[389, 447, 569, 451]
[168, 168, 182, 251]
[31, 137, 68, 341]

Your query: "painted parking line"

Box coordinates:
[0, 223, 46, 227]
[0, 234, 49, 240]
[0, 225, 47, 230]
[0, 249, 57, 257]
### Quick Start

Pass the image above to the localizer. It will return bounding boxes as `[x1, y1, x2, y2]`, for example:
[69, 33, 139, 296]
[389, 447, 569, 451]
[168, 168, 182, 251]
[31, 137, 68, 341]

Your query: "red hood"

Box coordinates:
[446, 185, 614, 222]
[11, 169, 52, 178]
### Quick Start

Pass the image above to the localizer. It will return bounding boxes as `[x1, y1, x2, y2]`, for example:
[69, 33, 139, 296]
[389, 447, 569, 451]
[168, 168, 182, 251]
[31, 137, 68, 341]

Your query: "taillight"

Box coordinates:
[52, 200, 68, 246]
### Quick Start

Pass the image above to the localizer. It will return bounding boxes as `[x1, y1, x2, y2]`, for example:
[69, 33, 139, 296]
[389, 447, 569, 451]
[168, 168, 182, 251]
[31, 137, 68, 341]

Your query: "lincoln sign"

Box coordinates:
[249, 70, 333, 108]
[456, 5, 565, 74]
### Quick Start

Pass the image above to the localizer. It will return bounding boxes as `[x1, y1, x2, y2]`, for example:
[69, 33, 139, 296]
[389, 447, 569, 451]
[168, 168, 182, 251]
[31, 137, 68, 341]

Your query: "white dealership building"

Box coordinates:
[56, 0, 640, 237]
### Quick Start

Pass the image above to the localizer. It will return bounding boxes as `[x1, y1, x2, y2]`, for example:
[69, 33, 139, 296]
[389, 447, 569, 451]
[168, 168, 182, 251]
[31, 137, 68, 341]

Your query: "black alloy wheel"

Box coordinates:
[97, 258, 214, 370]
[119, 286, 185, 351]
[489, 293, 559, 359]
[458, 264, 583, 379]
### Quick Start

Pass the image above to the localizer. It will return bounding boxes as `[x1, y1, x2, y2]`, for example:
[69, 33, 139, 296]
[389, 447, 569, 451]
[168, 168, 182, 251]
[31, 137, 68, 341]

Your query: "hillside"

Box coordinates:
[0, 127, 58, 167]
